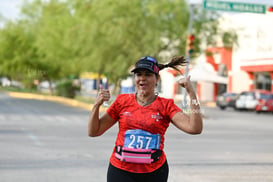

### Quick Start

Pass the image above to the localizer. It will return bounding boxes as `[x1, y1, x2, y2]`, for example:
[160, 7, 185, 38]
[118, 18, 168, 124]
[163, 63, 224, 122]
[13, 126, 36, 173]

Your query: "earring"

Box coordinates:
[154, 83, 159, 96]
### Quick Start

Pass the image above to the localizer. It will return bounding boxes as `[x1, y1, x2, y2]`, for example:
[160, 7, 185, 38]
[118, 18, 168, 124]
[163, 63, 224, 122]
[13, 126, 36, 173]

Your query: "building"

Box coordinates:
[217, 12, 273, 95]
[228, 12, 273, 93]
[159, 10, 273, 102]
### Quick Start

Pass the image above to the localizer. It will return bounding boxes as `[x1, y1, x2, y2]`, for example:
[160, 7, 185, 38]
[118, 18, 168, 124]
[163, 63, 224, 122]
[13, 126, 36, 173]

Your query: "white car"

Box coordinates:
[235, 90, 271, 110]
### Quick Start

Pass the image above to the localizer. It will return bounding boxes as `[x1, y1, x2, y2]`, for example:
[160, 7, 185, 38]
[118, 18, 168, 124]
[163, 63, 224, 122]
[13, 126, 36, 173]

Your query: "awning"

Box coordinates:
[176, 61, 228, 84]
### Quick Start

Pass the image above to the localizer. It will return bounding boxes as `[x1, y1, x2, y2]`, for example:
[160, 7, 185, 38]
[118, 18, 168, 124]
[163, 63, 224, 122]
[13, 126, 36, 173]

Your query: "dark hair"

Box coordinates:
[132, 56, 187, 76]
[158, 56, 187, 75]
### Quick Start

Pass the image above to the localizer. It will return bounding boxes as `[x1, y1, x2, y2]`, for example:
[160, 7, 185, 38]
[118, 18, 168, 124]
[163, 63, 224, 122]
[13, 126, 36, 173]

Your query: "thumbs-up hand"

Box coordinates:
[96, 84, 110, 106]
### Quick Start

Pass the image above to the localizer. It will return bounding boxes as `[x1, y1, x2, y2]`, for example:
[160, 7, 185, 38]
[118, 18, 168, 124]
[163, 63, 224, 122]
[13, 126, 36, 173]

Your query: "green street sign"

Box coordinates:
[203, 0, 266, 14]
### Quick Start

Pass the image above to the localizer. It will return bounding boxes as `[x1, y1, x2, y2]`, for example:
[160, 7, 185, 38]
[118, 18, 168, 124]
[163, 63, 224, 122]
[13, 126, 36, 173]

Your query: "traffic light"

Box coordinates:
[186, 34, 195, 56]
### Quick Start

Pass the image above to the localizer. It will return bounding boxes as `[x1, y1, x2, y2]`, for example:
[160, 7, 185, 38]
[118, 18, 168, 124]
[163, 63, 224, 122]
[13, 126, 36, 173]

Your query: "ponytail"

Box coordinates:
[158, 56, 187, 74]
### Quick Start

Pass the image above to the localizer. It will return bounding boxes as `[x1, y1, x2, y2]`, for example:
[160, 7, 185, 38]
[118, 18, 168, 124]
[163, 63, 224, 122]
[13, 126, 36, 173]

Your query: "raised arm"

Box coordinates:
[171, 76, 203, 134]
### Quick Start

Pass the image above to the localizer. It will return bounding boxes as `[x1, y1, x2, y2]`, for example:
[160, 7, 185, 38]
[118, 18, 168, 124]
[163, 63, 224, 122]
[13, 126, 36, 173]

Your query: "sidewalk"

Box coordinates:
[3, 91, 107, 112]
[200, 101, 216, 107]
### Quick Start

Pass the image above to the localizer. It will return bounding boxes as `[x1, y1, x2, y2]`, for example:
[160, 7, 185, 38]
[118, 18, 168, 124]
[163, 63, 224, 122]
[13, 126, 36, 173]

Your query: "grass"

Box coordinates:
[0, 86, 38, 93]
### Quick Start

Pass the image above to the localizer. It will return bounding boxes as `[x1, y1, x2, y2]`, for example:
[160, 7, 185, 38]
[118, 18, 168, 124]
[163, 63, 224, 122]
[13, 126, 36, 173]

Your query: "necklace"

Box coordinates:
[136, 93, 157, 106]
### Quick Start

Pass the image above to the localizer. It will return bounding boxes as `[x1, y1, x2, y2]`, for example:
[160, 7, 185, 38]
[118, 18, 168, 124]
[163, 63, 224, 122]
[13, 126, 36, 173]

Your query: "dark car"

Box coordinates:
[255, 93, 273, 113]
[216, 92, 239, 110]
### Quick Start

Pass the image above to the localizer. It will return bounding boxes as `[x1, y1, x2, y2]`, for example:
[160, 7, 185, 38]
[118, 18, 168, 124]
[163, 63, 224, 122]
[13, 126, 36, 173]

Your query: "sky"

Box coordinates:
[0, 0, 23, 21]
[0, 0, 273, 22]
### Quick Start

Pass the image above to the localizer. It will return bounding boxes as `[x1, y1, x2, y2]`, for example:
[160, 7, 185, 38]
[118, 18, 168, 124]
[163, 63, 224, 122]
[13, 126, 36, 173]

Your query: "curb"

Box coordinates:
[201, 101, 216, 108]
[4, 91, 108, 112]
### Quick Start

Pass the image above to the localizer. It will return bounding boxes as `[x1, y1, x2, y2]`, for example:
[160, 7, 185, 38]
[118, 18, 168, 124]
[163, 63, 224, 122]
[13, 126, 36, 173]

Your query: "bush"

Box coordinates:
[55, 80, 79, 98]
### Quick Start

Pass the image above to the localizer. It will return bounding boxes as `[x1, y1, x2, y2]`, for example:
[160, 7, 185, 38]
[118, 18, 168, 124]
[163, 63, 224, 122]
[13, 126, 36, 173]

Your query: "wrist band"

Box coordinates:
[191, 99, 200, 106]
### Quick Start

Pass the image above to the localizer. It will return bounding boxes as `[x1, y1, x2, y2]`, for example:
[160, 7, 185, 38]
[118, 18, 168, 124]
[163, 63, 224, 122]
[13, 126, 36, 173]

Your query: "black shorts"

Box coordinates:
[107, 160, 169, 182]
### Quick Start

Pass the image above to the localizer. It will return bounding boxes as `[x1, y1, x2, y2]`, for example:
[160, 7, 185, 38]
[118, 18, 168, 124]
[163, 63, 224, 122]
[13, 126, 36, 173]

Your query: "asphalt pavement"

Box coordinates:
[0, 91, 273, 182]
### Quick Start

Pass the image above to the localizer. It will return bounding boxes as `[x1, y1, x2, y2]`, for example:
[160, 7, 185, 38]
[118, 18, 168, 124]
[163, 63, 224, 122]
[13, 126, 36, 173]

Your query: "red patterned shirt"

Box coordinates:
[107, 94, 182, 173]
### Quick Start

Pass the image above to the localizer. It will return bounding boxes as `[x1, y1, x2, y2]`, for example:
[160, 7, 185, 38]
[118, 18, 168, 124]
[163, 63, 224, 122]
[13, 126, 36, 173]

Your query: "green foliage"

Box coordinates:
[55, 79, 79, 98]
[0, 21, 40, 80]
[0, 0, 238, 92]
[192, 6, 238, 55]
[72, 0, 190, 83]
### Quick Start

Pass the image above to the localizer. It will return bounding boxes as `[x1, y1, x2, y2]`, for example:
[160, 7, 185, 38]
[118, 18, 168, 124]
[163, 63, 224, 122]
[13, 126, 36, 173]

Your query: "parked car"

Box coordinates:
[216, 92, 239, 110]
[235, 90, 271, 110]
[255, 93, 273, 113]
[0, 77, 11, 87]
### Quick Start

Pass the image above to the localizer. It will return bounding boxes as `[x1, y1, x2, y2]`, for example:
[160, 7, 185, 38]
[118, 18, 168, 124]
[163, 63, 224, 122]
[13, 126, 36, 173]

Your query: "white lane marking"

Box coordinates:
[21, 127, 43, 146]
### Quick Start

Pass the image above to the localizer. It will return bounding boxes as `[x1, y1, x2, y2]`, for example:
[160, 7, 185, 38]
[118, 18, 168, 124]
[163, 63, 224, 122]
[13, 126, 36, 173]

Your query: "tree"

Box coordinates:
[0, 21, 41, 89]
[192, 6, 238, 54]
[21, 0, 80, 78]
[69, 0, 190, 88]
[0, 0, 237, 94]
[20, 0, 79, 93]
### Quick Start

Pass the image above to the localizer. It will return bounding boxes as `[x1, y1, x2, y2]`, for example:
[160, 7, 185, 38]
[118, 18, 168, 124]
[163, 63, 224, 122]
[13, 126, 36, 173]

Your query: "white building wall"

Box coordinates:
[200, 82, 214, 101]
[219, 12, 273, 93]
[232, 71, 250, 93]
[159, 69, 176, 98]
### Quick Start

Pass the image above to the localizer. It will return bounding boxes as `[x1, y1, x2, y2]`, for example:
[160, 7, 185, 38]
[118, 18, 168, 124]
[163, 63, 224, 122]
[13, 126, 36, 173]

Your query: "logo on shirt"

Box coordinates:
[151, 113, 163, 122]
[122, 112, 132, 116]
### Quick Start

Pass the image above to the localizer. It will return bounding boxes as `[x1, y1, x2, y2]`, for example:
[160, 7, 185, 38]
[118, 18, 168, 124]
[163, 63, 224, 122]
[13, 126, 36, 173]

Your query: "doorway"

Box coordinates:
[255, 72, 271, 91]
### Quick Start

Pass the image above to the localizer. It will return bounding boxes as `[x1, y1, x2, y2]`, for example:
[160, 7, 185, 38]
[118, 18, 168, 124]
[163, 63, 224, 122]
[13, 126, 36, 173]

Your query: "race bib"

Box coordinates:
[124, 129, 160, 150]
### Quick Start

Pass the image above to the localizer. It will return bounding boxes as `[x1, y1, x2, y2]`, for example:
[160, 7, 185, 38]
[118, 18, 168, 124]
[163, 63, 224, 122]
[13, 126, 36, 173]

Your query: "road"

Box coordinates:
[0, 92, 273, 182]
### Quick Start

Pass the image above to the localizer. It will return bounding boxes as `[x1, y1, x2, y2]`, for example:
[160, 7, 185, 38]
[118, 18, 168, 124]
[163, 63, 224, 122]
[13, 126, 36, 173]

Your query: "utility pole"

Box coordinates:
[182, 3, 194, 109]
